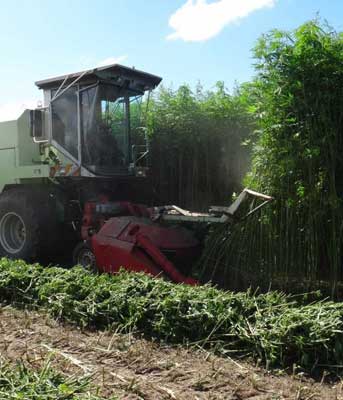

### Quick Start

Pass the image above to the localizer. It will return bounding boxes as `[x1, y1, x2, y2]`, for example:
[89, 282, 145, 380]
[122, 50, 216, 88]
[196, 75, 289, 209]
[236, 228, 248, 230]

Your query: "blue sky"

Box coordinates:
[0, 0, 342, 119]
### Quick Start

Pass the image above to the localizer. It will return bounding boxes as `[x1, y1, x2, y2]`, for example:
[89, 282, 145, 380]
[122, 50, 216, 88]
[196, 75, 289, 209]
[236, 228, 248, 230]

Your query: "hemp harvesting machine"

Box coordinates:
[0, 64, 271, 284]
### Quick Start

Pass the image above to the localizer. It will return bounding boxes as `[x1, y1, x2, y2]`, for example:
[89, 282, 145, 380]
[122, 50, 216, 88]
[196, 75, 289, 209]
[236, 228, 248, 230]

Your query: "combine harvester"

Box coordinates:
[0, 64, 272, 284]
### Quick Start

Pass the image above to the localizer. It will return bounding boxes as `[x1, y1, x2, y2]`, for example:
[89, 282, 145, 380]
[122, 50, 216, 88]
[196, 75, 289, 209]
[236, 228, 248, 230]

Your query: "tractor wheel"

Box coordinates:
[0, 190, 54, 261]
[73, 242, 98, 273]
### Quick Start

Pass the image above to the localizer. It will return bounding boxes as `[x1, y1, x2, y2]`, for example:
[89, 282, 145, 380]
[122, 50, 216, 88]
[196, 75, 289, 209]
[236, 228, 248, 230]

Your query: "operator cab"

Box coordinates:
[34, 64, 162, 177]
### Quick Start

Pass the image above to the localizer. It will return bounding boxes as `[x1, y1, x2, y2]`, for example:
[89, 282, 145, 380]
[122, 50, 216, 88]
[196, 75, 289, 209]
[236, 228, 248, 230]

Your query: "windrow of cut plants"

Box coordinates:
[2, 258, 343, 373]
[200, 21, 343, 296]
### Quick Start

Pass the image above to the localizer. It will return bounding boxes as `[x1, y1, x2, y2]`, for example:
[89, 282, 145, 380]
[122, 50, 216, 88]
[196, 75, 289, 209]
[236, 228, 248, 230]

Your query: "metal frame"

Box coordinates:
[125, 95, 130, 164]
[158, 189, 273, 224]
[50, 69, 93, 103]
[77, 84, 82, 164]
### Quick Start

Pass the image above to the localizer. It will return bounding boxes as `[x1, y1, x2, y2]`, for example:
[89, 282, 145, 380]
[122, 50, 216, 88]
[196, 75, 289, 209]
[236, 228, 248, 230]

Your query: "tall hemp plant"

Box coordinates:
[146, 83, 252, 209]
[200, 21, 343, 297]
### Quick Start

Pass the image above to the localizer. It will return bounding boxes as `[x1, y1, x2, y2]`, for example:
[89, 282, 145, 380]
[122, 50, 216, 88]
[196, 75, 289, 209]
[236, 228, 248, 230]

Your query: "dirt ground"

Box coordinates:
[0, 306, 342, 400]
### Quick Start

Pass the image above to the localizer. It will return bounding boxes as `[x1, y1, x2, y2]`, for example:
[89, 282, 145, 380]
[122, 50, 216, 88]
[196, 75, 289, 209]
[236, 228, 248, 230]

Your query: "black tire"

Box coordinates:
[73, 241, 98, 272]
[0, 189, 58, 261]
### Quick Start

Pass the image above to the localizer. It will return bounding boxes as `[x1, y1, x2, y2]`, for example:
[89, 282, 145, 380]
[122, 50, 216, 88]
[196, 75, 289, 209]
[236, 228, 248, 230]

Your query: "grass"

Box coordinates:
[0, 356, 112, 399]
[1, 258, 343, 374]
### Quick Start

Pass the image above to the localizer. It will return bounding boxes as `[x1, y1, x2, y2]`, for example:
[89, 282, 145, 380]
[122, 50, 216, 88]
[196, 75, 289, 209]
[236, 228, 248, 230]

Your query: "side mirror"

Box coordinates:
[30, 109, 48, 141]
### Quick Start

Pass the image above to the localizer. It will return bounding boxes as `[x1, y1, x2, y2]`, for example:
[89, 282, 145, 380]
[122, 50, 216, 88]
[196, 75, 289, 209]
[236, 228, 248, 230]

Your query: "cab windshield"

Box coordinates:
[80, 83, 132, 174]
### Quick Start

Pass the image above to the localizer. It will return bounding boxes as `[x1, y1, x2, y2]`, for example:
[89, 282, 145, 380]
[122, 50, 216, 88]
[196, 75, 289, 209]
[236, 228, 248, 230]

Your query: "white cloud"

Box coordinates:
[96, 55, 128, 67]
[0, 100, 39, 122]
[167, 0, 276, 42]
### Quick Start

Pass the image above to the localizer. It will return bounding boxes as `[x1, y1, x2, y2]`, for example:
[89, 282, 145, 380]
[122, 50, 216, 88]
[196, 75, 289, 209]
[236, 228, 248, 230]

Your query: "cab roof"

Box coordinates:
[35, 64, 162, 94]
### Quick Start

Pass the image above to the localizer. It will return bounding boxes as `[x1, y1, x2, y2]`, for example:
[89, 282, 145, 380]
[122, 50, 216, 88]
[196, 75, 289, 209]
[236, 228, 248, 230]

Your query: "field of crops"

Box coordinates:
[146, 20, 343, 296]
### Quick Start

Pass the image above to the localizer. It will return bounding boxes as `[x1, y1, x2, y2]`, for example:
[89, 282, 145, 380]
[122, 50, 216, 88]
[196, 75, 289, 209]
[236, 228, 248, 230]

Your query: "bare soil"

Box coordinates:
[0, 306, 342, 400]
